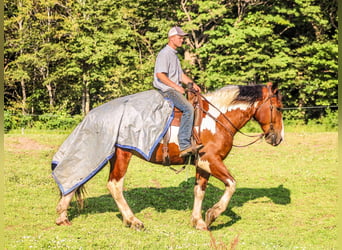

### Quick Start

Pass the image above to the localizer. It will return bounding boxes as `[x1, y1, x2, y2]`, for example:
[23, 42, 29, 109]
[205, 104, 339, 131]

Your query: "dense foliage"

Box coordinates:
[5, 0, 337, 122]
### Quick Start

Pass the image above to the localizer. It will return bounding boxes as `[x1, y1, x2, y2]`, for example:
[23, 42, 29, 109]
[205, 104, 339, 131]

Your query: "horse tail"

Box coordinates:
[75, 185, 87, 210]
[58, 185, 87, 210]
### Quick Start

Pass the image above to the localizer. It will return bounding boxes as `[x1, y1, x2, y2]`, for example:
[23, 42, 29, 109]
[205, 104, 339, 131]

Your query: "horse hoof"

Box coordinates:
[196, 224, 209, 231]
[124, 218, 144, 231]
[191, 217, 209, 231]
[130, 222, 145, 231]
[56, 219, 72, 226]
[205, 209, 217, 227]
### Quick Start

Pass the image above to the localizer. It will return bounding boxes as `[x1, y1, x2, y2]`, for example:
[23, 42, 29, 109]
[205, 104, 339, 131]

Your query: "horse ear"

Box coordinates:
[272, 82, 279, 92]
[267, 82, 278, 94]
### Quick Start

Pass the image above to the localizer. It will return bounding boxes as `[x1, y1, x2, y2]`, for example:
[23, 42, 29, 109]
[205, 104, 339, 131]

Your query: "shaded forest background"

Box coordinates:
[4, 0, 338, 129]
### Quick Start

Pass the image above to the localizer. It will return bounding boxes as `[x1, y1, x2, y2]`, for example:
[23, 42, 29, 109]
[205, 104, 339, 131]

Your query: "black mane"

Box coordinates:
[235, 85, 264, 104]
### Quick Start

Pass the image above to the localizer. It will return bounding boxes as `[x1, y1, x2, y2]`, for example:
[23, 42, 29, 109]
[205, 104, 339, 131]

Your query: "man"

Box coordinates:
[153, 26, 203, 157]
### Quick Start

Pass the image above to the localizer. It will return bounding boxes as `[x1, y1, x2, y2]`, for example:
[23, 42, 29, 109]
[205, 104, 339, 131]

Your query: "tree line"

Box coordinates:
[5, 0, 337, 122]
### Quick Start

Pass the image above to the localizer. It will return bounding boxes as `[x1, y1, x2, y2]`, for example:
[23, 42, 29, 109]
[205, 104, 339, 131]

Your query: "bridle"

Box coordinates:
[254, 95, 274, 133]
[192, 87, 280, 147]
[254, 87, 282, 139]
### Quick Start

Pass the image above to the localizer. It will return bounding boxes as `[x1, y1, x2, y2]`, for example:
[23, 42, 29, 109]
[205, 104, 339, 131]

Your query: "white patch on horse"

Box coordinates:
[227, 103, 250, 112]
[197, 159, 211, 174]
[202, 86, 251, 134]
[281, 118, 285, 140]
[201, 105, 220, 134]
[204, 85, 240, 112]
[169, 126, 179, 144]
[227, 178, 236, 186]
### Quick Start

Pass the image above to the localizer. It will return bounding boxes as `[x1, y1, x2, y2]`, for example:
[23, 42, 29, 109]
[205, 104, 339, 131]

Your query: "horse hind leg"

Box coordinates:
[107, 148, 144, 230]
[56, 189, 76, 226]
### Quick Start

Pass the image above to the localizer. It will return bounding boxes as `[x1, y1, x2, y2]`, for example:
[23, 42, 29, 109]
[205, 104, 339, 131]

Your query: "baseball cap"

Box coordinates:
[168, 26, 188, 37]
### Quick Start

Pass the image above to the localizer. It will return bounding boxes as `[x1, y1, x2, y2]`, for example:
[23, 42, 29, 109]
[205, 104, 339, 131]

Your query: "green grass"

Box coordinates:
[4, 130, 337, 249]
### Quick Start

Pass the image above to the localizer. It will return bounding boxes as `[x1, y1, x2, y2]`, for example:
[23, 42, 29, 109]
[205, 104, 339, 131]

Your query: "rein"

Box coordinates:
[191, 90, 275, 148]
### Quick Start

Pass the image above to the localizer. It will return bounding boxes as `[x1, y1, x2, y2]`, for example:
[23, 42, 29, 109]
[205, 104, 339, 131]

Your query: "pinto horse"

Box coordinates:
[55, 82, 284, 231]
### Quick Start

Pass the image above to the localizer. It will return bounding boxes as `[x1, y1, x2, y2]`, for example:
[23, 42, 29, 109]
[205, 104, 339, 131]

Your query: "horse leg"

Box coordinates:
[56, 189, 76, 225]
[191, 168, 210, 231]
[107, 148, 144, 230]
[204, 158, 236, 227]
[205, 179, 236, 227]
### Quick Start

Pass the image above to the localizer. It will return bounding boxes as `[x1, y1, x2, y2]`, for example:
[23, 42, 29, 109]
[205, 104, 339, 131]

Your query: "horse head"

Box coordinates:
[254, 82, 284, 146]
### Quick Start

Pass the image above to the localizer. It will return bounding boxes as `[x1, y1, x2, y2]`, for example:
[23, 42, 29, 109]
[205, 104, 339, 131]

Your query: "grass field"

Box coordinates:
[4, 130, 338, 249]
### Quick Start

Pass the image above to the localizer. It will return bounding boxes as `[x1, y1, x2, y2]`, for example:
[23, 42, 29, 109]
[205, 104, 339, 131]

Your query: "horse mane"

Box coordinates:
[234, 85, 264, 103]
[204, 84, 264, 110]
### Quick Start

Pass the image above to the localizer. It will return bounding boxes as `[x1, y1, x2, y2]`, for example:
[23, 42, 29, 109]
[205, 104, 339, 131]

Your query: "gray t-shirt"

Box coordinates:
[153, 45, 184, 92]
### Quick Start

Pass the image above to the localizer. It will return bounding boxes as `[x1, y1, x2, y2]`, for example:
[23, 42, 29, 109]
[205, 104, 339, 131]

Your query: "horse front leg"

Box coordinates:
[107, 148, 144, 230]
[205, 158, 236, 227]
[205, 179, 236, 227]
[56, 189, 76, 226]
[191, 168, 210, 231]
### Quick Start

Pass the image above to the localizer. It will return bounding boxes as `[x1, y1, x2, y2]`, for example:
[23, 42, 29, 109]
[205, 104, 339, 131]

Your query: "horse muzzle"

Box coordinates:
[265, 132, 283, 146]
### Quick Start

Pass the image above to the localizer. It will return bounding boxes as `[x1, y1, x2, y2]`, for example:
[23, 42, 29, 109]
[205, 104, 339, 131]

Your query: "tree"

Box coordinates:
[5, 0, 34, 114]
[4, 0, 337, 121]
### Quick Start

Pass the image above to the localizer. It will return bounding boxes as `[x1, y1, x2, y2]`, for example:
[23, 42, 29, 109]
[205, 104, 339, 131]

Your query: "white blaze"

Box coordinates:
[281, 118, 285, 140]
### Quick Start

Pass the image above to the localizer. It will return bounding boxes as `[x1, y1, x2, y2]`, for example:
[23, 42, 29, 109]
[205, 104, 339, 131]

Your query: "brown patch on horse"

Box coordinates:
[171, 108, 182, 126]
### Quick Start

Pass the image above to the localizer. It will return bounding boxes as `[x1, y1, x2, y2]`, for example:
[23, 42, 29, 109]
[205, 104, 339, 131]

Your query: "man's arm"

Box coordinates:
[156, 72, 185, 94]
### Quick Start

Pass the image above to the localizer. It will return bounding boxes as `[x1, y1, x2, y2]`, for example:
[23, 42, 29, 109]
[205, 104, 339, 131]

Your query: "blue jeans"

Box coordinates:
[160, 89, 194, 151]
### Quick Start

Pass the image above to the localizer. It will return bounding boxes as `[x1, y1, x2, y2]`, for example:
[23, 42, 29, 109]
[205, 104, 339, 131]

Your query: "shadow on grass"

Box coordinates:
[68, 177, 291, 229]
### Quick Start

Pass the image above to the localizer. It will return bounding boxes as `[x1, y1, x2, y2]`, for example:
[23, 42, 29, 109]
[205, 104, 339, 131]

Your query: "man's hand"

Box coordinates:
[175, 85, 185, 94]
[192, 83, 201, 92]
[182, 73, 201, 92]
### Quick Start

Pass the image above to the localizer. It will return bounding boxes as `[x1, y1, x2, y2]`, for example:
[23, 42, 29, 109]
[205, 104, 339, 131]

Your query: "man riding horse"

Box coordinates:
[153, 26, 203, 157]
[53, 26, 284, 231]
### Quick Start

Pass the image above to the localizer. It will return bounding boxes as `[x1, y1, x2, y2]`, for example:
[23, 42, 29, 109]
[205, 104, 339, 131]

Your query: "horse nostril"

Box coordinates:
[272, 134, 283, 146]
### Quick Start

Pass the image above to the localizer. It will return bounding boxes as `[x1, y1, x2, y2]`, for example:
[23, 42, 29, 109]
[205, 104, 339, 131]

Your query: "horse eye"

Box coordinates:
[276, 107, 282, 112]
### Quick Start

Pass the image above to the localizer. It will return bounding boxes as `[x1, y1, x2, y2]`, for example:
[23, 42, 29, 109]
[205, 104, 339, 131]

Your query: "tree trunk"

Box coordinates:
[46, 6, 55, 111]
[46, 83, 55, 110]
[18, 12, 27, 114]
[20, 76, 27, 114]
[82, 73, 90, 115]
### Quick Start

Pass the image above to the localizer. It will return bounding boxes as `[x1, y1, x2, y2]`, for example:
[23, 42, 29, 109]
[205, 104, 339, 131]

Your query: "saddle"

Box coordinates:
[162, 87, 203, 166]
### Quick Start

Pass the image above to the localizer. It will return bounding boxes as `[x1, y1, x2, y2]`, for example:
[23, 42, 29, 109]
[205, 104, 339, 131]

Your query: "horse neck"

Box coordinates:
[221, 104, 256, 134]
[198, 99, 257, 144]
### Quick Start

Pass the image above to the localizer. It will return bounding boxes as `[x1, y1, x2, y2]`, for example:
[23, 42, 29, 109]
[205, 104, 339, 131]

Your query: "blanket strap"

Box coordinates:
[162, 128, 171, 166]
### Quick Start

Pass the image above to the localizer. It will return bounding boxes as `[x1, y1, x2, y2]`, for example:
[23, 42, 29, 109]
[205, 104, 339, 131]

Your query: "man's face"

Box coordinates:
[169, 35, 185, 48]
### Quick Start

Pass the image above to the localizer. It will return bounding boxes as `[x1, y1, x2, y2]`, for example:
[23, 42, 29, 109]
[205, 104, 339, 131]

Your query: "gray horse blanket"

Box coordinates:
[52, 90, 173, 195]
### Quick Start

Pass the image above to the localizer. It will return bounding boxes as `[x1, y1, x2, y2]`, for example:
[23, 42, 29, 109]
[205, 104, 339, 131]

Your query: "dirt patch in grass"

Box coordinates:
[5, 137, 54, 152]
